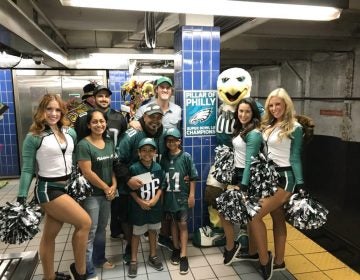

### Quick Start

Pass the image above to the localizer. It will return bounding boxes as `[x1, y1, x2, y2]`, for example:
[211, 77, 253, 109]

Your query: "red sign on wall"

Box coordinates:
[320, 109, 343, 116]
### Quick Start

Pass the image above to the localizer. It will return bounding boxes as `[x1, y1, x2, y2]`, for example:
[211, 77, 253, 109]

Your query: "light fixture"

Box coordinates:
[0, 51, 22, 68]
[59, 0, 342, 21]
[137, 68, 174, 74]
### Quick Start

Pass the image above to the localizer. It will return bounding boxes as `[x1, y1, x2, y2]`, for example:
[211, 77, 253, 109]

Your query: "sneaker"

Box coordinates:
[235, 251, 260, 262]
[236, 229, 249, 252]
[158, 234, 174, 251]
[148, 256, 164, 271]
[179, 256, 189, 275]
[55, 272, 71, 280]
[192, 226, 226, 247]
[273, 261, 286, 271]
[86, 276, 98, 280]
[259, 251, 274, 280]
[171, 248, 181, 265]
[223, 242, 241, 265]
[128, 261, 138, 278]
[69, 263, 86, 280]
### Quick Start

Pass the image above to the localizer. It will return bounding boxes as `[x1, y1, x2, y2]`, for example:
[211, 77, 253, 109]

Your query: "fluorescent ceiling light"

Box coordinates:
[60, 0, 342, 21]
[138, 68, 174, 74]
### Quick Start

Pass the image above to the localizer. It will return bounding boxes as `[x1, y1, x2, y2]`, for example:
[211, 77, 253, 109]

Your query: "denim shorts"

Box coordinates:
[166, 210, 189, 222]
[34, 180, 67, 204]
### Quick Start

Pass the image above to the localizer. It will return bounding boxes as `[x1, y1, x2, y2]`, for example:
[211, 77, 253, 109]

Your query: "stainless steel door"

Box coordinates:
[13, 69, 107, 155]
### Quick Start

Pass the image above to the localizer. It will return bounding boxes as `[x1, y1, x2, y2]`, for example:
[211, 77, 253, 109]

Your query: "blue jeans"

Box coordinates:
[82, 195, 111, 278]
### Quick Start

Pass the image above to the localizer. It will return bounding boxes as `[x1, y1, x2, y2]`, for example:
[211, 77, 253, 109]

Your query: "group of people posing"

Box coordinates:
[17, 74, 303, 280]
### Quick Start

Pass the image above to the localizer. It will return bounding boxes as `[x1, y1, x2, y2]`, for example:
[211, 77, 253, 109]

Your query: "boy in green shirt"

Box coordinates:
[127, 138, 166, 278]
[160, 128, 199, 274]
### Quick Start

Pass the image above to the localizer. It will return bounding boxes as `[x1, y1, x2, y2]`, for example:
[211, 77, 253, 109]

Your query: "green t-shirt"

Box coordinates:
[128, 161, 165, 226]
[160, 151, 199, 212]
[76, 138, 115, 196]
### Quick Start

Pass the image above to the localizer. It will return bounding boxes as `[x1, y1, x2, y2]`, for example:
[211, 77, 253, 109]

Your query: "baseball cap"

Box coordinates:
[138, 138, 157, 150]
[82, 83, 96, 100]
[164, 128, 181, 139]
[93, 85, 112, 96]
[144, 104, 163, 116]
[155, 76, 173, 87]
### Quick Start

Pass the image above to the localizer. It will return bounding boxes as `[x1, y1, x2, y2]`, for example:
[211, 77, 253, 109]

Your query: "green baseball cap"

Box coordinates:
[138, 138, 157, 150]
[155, 76, 173, 87]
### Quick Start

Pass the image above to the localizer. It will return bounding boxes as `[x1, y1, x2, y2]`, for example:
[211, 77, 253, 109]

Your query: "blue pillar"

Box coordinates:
[0, 69, 20, 177]
[174, 26, 220, 233]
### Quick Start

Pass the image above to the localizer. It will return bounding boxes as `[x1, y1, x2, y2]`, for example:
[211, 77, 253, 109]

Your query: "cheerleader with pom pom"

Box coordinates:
[17, 94, 91, 280]
[245, 88, 304, 280]
[217, 97, 263, 265]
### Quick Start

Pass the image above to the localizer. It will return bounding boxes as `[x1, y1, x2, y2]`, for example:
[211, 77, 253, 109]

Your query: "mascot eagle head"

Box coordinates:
[217, 68, 252, 107]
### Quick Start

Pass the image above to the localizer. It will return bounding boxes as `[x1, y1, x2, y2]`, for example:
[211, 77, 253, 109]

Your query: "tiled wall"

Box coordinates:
[0, 69, 20, 177]
[174, 26, 220, 232]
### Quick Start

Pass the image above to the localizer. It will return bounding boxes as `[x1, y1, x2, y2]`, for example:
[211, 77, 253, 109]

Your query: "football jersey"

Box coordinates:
[116, 126, 166, 194]
[160, 151, 199, 212]
[128, 161, 166, 226]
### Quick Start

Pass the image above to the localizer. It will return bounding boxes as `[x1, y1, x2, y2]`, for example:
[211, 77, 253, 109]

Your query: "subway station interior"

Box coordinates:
[1, 0, 360, 279]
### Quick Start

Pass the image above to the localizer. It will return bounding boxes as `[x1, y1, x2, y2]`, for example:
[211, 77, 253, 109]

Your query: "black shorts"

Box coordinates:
[166, 210, 189, 223]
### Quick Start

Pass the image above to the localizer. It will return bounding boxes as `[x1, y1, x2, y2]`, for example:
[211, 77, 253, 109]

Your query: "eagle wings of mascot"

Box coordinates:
[193, 67, 263, 247]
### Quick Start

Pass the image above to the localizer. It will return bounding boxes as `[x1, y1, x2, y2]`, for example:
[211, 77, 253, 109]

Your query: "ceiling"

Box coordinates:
[1, 0, 360, 71]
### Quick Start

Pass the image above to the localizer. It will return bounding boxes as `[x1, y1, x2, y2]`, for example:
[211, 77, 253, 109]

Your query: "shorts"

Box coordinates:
[277, 168, 296, 193]
[204, 185, 223, 209]
[133, 222, 161, 236]
[35, 180, 67, 204]
[166, 210, 189, 222]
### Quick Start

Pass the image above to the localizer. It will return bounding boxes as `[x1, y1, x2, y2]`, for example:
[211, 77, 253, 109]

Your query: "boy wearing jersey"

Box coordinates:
[160, 128, 199, 274]
[127, 138, 166, 278]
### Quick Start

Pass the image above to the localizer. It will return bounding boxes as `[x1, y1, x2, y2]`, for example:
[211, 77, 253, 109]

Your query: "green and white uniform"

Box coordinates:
[76, 138, 116, 196]
[263, 122, 304, 193]
[128, 161, 166, 226]
[160, 151, 199, 212]
[18, 127, 76, 201]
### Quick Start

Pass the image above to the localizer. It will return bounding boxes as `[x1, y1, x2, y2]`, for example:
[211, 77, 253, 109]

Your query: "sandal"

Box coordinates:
[102, 261, 115, 269]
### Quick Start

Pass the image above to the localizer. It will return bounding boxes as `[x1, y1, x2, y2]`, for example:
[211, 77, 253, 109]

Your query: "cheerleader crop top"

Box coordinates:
[18, 127, 76, 198]
[232, 129, 262, 187]
[263, 122, 304, 185]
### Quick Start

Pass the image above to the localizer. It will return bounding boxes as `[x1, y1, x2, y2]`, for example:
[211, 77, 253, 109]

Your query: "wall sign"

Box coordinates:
[184, 90, 218, 137]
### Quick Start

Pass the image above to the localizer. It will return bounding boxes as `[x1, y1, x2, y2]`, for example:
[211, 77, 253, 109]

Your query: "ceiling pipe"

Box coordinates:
[221, 18, 270, 43]
[29, 0, 69, 47]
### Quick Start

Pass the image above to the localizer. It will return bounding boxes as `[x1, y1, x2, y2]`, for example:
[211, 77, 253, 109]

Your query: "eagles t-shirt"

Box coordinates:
[160, 151, 199, 212]
[76, 138, 116, 196]
[128, 161, 166, 226]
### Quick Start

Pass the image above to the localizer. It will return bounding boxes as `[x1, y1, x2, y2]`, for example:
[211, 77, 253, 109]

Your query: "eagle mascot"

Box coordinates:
[193, 67, 263, 247]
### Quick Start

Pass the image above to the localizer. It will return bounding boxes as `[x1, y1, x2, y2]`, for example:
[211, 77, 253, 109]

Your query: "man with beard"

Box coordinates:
[75, 85, 127, 145]
[115, 104, 166, 265]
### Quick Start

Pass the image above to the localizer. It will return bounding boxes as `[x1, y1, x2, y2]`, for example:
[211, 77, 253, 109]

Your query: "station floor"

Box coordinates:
[0, 179, 359, 280]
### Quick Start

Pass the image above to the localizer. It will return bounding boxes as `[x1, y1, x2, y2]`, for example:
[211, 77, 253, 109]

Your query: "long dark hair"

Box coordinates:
[85, 109, 108, 138]
[233, 97, 261, 141]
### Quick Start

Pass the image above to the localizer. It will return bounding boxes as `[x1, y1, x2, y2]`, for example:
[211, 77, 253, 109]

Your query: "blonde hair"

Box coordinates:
[261, 88, 297, 140]
[30, 94, 70, 135]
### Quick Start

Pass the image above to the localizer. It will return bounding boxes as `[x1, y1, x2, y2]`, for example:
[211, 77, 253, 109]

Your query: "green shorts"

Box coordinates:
[277, 168, 296, 193]
[35, 180, 67, 204]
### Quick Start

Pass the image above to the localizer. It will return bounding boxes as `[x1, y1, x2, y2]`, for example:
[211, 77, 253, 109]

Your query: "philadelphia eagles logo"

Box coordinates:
[189, 108, 212, 125]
